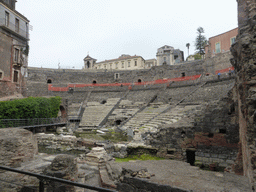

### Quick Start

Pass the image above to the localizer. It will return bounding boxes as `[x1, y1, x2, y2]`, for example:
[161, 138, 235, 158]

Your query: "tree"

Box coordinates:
[195, 27, 207, 55]
[186, 43, 190, 56]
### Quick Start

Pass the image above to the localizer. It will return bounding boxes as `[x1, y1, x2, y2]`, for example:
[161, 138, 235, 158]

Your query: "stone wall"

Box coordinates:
[230, 0, 256, 189]
[146, 98, 239, 167]
[0, 128, 38, 167]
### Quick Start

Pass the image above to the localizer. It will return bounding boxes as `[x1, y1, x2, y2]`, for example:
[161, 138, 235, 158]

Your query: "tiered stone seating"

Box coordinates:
[79, 98, 120, 127]
[68, 103, 81, 117]
[122, 104, 169, 130]
[140, 105, 201, 132]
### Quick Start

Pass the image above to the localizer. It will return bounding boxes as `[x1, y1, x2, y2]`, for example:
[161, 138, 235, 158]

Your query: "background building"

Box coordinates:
[92, 54, 146, 70]
[83, 55, 97, 69]
[156, 45, 184, 66]
[205, 28, 238, 58]
[0, 0, 30, 97]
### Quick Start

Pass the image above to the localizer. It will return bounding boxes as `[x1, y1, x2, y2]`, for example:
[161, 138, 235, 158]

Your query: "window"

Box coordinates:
[15, 18, 19, 33]
[215, 42, 221, 53]
[104, 64, 106, 69]
[5, 12, 9, 27]
[128, 61, 130, 67]
[134, 60, 137, 66]
[110, 64, 112, 69]
[14, 48, 19, 62]
[122, 63, 124, 68]
[26, 23, 29, 38]
[115, 63, 118, 69]
[98, 65, 101, 69]
[0, 72, 2, 79]
[231, 37, 236, 45]
[164, 57, 166, 61]
[114, 73, 120, 79]
[13, 71, 18, 82]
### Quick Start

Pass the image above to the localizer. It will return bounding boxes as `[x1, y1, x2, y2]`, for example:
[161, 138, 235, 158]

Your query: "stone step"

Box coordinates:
[99, 167, 116, 189]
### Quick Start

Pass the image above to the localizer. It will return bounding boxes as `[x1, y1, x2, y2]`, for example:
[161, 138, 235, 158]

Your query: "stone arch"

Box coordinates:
[115, 120, 122, 125]
[87, 61, 90, 69]
[47, 79, 52, 84]
[92, 80, 97, 84]
[59, 105, 67, 119]
[138, 79, 142, 83]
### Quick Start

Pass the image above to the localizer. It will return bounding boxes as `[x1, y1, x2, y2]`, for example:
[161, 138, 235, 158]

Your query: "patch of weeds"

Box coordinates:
[75, 133, 105, 141]
[115, 154, 165, 162]
[101, 131, 127, 143]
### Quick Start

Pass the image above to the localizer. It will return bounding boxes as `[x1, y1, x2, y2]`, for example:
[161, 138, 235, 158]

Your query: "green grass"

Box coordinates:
[101, 131, 128, 143]
[75, 133, 105, 141]
[115, 154, 165, 162]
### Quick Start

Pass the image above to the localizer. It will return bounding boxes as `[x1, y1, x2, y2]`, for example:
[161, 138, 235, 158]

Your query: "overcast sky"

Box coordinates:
[16, 0, 238, 69]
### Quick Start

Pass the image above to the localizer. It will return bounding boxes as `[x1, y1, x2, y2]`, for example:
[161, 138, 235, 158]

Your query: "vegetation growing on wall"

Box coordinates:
[0, 96, 62, 119]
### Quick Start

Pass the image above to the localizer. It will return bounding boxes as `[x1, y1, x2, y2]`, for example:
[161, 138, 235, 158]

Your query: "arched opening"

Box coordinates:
[181, 72, 185, 77]
[87, 61, 90, 69]
[219, 129, 226, 134]
[186, 149, 195, 166]
[92, 80, 97, 84]
[138, 79, 142, 83]
[100, 100, 107, 104]
[115, 120, 122, 125]
[47, 79, 52, 84]
[59, 105, 67, 119]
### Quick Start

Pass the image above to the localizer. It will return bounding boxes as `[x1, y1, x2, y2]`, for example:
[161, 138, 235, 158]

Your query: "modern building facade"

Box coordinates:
[0, 0, 30, 97]
[205, 28, 238, 58]
[156, 45, 184, 66]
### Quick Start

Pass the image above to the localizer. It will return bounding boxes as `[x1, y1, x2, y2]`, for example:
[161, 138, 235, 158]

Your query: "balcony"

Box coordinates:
[0, 18, 29, 40]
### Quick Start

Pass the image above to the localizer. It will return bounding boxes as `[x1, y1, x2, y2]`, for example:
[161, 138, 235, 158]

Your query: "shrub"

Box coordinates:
[0, 96, 62, 119]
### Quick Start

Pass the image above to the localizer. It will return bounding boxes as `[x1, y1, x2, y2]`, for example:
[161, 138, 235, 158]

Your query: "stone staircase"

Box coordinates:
[79, 98, 120, 128]
[68, 103, 82, 118]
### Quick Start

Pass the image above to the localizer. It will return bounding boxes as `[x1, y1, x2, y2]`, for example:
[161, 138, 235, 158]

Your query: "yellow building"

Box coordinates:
[94, 54, 146, 70]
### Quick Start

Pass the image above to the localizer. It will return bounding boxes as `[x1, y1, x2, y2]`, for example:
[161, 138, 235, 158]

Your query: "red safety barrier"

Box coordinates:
[215, 67, 234, 75]
[48, 74, 202, 92]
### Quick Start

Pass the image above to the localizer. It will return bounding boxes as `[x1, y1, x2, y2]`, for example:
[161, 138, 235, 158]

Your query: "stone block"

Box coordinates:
[204, 153, 210, 158]
[226, 160, 235, 165]
[202, 157, 210, 162]
[218, 154, 227, 159]
[210, 153, 218, 158]
[195, 156, 202, 161]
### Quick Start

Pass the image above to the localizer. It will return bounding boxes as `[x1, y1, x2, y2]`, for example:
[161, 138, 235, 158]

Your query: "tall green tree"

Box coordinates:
[195, 27, 207, 55]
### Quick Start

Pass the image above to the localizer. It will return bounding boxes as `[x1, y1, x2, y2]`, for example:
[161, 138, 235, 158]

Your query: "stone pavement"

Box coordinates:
[116, 160, 251, 192]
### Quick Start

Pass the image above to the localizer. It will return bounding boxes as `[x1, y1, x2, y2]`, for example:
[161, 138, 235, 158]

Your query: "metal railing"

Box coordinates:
[0, 165, 116, 192]
[0, 118, 66, 128]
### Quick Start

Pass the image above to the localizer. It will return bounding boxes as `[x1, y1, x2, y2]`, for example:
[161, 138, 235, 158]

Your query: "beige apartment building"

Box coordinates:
[87, 54, 146, 70]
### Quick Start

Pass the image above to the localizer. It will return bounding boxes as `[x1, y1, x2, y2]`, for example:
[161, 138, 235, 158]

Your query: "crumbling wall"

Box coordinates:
[0, 128, 38, 167]
[230, 0, 256, 189]
[147, 99, 239, 168]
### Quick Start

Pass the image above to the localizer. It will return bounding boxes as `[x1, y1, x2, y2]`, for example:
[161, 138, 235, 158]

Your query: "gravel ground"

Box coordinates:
[117, 160, 251, 192]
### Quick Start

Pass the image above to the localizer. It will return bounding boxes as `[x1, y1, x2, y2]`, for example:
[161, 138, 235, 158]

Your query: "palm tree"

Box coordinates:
[186, 43, 190, 56]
